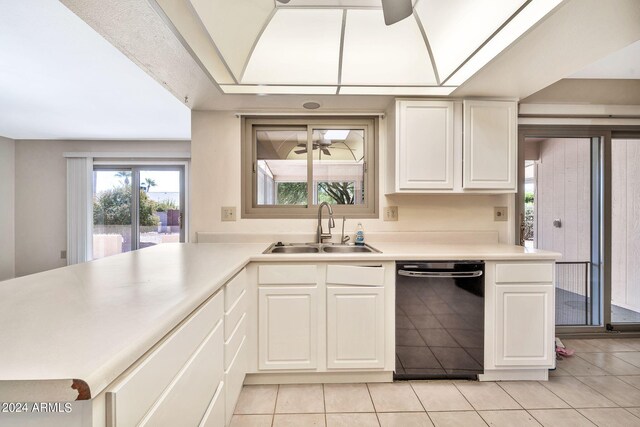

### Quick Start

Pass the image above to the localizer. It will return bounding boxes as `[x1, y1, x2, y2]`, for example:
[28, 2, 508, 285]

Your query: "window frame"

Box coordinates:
[242, 116, 378, 219]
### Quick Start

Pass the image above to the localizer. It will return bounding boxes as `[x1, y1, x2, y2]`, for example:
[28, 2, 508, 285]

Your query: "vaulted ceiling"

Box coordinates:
[151, 0, 564, 96]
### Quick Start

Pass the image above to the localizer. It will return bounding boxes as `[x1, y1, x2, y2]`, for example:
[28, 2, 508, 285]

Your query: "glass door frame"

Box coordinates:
[517, 125, 640, 335]
[516, 126, 607, 335]
[92, 163, 187, 255]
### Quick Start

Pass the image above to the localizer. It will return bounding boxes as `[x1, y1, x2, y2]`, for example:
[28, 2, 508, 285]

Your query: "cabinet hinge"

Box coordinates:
[252, 162, 256, 173]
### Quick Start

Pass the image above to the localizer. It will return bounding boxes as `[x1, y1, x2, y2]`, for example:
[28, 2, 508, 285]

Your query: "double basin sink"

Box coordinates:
[264, 242, 380, 254]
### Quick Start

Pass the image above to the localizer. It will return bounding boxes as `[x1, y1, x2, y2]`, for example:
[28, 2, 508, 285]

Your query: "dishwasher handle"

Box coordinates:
[398, 270, 483, 279]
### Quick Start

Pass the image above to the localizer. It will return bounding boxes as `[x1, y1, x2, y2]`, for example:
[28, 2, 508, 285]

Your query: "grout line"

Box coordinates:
[452, 381, 481, 411]
[321, 383, 327, 427]
[623, 407, 640, 421]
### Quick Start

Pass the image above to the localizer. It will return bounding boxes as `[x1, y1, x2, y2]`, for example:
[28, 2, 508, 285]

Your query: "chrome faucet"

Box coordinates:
[317, 202, 335, 243]
[341, 216, 350, 244]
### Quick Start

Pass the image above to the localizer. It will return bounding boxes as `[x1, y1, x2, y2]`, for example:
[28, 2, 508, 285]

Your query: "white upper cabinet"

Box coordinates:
[463, 100, 517, 190]
[395, 100, 455, 191]
[389, 98, 517, 194]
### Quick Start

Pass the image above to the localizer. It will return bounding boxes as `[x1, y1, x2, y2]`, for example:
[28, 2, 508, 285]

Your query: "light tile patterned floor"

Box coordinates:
[231, 338, 640, 427]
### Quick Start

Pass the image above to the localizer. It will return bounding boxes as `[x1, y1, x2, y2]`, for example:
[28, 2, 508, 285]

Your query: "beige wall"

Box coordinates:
[14, 139, 189, 276]
[0, 136, 15, 281]
[190, 110, 511, 242]
[534, 138, 591, 262]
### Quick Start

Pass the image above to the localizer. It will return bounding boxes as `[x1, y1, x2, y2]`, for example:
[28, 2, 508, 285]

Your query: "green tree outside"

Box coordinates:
[93, 186, 160, 226]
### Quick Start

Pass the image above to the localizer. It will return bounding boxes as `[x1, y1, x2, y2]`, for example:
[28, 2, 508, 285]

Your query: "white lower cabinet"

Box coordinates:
[495, 284, 555, 367]
[105, 268, 248, 427]
[327, 286, 385, 369]
[258, 286, 318, 370]
[255, 263, 392, 375]
[485, 261, 556, 376]
[199, 381, 225, 427]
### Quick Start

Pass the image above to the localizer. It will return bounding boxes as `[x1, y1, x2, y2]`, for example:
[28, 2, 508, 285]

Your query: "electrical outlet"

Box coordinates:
[494, 206, 508, 221]
[60, 250, 67, 260]
[384, 206, 398, 221]
[221, 206, 236, 221]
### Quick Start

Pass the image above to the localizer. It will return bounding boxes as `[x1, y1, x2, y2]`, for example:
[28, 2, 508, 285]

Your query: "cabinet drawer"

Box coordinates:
[225, 314, 246, 370]
[139, 319, 224, 426]
[495, 263, 554, 284]
[226, 269, 247, 310]
[326, 265, 385, 286]
[259, 265, 317, 285]
[199, 381, 224, 427]
[106, 290, 224, 427]
[225, 289, 246, 340]
[225, 338, 247, 425]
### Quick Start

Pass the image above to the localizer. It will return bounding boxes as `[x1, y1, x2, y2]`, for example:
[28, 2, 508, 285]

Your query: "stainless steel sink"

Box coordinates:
[268, 246, 320, 254]
[322, 245, 377, 253]
[264, 243, 379, 254]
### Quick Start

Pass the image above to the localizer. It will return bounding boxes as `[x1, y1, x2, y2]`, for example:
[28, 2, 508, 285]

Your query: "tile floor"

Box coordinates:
[231, 338, 640, 426]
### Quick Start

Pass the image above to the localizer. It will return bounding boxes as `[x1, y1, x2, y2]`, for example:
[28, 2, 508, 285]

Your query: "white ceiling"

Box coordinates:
[180, 0, 563, 95]
[0, 0, 190, 140]
[570, 39, 640, 79]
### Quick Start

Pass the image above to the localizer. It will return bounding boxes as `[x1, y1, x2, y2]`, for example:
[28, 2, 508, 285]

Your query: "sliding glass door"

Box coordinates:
[92, 166, 185, 260]
[517, 130, 602, 331]
[518, 127, 640, 334]
[610, 136, 640, 328]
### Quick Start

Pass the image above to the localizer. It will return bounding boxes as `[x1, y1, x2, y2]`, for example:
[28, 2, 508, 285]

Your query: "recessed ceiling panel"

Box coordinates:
[189, 0, 274, 80]
[446, 0, 563, 86]
[341, 9, 436, 86]
[416, 0, 526, 82]
[242, 9, 343, 85]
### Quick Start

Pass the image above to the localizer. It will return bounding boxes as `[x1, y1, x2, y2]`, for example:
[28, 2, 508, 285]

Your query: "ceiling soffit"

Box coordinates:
[151, 0, 564, 96]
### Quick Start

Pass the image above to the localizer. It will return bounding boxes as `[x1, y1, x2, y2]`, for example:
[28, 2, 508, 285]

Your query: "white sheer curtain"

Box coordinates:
[66, 156, 93, 265]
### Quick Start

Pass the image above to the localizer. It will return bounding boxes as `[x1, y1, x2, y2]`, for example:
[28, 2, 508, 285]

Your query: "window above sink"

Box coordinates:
[242, 117, 378, 219]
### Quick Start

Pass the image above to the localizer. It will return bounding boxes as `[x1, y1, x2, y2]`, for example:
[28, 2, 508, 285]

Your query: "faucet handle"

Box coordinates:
[329, 217, 336, 228]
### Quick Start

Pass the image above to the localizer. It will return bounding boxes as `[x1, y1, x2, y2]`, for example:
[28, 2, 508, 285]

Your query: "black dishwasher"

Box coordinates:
[395, 261, 484, 380]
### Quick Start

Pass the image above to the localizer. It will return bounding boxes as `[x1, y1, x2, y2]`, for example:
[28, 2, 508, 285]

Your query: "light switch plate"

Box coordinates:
[384, 206, 398, 221]
[221, 206, 236, 221]
[494, 206, 508, 221]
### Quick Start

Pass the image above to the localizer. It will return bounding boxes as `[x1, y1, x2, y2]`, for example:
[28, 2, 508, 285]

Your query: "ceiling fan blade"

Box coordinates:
[321, 148, 332, 156]
[381, 0, 413, 26]
[294, 149, 307, 154]
[276, 0, 290, 3]
[296, 143, 306, 147]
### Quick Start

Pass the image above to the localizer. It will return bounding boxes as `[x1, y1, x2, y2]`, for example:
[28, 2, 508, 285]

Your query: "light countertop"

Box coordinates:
[0, 241, 559, 401]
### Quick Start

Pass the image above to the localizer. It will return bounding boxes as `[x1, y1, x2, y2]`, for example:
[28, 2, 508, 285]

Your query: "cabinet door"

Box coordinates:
[463, 100, 517, 190]
[327, 286, 385, 369]
[495, 285, 554, 367]
[397, 100, 455, 190]
[258, 287, 318, 370]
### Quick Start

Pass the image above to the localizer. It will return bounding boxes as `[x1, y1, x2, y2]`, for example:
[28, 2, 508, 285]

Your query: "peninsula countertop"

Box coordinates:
[0, 241, 560, 401]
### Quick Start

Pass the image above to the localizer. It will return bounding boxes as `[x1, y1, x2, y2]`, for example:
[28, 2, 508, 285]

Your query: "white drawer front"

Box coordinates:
[495, 263, 554, 284]
[326, 265, 385, 286]
[199, 381, 224, 427]
[225, 269, 247, 310]
[258, 265, 317, 285]
[140, 318, 225, 427]
[225, 314, 246, 370]
[106, 290, 224, 427]
[225, 289, 246, 340]
[225, 338, 247, 425]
